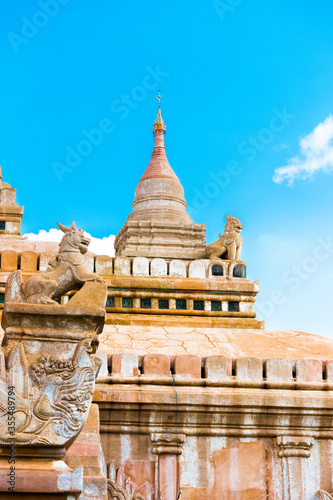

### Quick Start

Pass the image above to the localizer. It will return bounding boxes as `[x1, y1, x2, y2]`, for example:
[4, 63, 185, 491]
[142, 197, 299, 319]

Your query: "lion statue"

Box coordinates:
[6, 221, 105, 305]
[205, 215, 243, 261]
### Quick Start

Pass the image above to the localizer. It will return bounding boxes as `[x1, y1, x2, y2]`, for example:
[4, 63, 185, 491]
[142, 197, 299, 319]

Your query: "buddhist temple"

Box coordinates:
[0, 95, 333, 500]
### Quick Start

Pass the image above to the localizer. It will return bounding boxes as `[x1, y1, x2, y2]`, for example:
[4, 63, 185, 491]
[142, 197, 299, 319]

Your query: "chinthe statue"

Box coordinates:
[205, 214, 243, 260]
[6, 220, 105, 305]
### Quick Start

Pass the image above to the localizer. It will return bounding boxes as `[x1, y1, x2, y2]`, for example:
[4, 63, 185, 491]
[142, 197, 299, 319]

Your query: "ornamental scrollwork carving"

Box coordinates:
[107, 463, 146, 500]
[0, 338, 101, 445]
[317, 492, 333, 500]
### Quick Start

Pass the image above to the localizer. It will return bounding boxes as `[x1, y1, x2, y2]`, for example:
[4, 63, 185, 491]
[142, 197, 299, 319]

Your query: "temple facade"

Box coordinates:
[0, 96, 333, 499]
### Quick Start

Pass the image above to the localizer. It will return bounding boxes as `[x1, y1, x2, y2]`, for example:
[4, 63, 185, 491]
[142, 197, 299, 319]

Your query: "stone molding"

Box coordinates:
[115, 221, 207, 261]
[151, 432, 185, 455]
[97, 381, 333, 441]
[276, 436, 314, 458]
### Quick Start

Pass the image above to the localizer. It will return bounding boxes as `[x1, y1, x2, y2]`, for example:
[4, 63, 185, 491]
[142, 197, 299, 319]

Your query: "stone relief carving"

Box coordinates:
[205, 214, 243, 260]
[0, 220, 107, 455]
[107, 462, 146, 500]
[0, 339, 101, 445]
[6, 220, 104, 305]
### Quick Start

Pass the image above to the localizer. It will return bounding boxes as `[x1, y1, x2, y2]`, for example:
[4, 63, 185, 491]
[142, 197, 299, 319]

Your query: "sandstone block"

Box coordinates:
[39, 252, 57, 271]
[85, 252, 94, 273]
[1, 249, 17, 271]
[236, 357, 263, 381]
[151, 298, 159, 309]
[95, 255, 113, 275]
[151, 258, 167, 276]
[133, 297, 140, 308]
[188, 260, 206, 278]
[204, 356, 231, 379]
[112, 353, 139, 376]
[66, 441, 101, 457]
[133, 256, 149, 276]
[94, 351, 109, 377]
[114, 256, 131, 275]
[174, 355, 201, 378]
[66, 454, 101, 469]
[20, 250, 38, 272]
[143, 354, 170, 375]
[169, 260, 187, 277]
[81, 404, 100, 434]
[82, 475, 108, 500]
[265, 358, 293, 382]
[169, 298, 176, 309]
[296, 358, 323, 382]
[326, 360, 333, 382]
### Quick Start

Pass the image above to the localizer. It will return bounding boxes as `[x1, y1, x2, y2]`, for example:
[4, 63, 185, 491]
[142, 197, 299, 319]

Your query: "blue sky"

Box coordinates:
[1, 1, 333, 338]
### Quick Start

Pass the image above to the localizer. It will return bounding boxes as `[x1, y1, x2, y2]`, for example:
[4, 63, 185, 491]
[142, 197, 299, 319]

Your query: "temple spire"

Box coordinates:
[153, 90, 167, 136]
[114, 94, 207, 260]
[139, 91, 178, 183]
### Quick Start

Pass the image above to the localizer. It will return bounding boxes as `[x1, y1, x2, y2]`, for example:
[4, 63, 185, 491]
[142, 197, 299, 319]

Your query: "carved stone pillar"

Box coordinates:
[151, 432, 185, 500]
[276, 436, 314, 500]
[0, 233, 107, 500]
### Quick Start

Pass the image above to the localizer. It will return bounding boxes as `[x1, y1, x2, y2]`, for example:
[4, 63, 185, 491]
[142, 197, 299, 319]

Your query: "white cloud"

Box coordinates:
[273, 115, 333, 186]
[23, 228, 115, 257]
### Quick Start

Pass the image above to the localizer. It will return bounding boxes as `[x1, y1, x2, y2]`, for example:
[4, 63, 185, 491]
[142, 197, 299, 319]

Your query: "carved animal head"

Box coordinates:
[57, 221, 91, 254]
[225, 214, 243, 233]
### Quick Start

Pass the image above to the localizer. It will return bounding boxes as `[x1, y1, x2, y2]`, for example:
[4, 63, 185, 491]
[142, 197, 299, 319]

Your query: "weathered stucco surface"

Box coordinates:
[98, 325, 333, 359]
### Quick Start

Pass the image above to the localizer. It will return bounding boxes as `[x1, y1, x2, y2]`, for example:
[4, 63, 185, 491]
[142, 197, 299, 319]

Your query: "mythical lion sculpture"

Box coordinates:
[205, 214, 243, 260]
[7, 220, 105, 305]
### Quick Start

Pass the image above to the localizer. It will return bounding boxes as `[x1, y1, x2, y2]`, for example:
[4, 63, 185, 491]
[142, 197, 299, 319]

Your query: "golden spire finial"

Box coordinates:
[153, 90, 167, 136]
